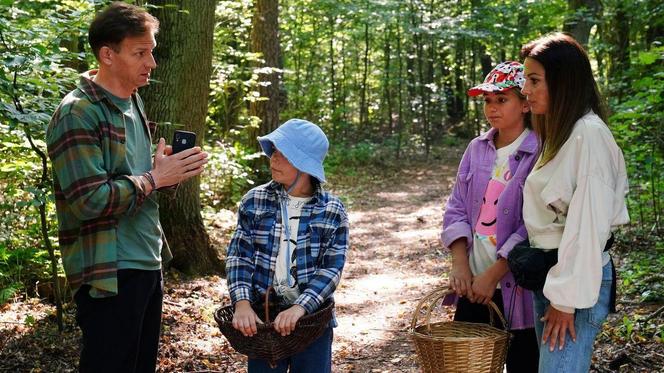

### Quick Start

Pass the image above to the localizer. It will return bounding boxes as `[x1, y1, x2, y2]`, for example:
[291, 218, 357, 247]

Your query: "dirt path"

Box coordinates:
[330, 160, 459, 372]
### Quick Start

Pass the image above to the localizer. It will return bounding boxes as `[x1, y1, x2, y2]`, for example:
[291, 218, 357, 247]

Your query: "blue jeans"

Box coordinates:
[248, 327, 333, 373]
[533, 260, 613, 373]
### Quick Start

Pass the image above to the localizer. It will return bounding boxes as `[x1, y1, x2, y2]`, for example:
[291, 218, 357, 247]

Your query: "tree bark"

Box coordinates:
[141, 0, 222, 275]
[607, 1, 630, 101]
[383, 25, 393, 135]
[359, 22, 370, 131]
[563, 0, 602, 46]
[249, 0, 282, 136]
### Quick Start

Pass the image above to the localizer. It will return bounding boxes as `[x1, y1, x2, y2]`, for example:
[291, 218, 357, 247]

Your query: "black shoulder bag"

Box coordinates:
[507, 234, 615, 292]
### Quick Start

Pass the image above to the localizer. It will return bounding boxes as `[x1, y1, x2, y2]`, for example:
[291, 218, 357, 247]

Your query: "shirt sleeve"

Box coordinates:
[542, 122, 629, 313]
[46, 112, 145, 221]
[497, 226, 527, 259]
[440, 144, 474, 249]
[226, 198, 256, 304]
[544, 176, 615, 313]
[295, 206, 349, 314]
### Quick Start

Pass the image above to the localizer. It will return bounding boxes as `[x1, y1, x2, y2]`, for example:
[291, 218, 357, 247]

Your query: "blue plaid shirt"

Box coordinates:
[226, 180, 349, 316]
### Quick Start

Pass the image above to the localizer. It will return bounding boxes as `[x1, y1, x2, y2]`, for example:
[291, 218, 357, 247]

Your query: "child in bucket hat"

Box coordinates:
[226, 119, 348, 372]
[441, 62, 540, 372]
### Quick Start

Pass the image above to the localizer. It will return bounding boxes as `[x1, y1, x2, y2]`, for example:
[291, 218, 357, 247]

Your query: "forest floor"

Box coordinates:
[1, 156, 663, 372]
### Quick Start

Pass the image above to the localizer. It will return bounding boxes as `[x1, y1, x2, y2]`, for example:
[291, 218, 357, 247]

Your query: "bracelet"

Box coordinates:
[144, 171, 157, 190]
[137, 175, 147, 197]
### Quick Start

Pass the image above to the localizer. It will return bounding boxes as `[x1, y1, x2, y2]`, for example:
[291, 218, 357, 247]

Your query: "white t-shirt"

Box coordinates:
[523, 111, 629, 312]
[274, 195, 312, 303]
[471, 129, 530, 285]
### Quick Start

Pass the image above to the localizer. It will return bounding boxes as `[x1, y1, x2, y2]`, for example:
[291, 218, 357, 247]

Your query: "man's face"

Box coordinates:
[108, 30, 157, 91]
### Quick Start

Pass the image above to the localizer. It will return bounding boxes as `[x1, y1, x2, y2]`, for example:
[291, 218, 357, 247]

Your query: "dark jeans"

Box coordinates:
[248, 327, 333, 373]
[454, 289, 539, 373]
[74, 269, 163, 373]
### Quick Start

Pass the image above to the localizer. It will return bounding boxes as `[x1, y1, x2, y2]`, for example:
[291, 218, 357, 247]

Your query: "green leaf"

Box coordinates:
[638, 51, 660, 65]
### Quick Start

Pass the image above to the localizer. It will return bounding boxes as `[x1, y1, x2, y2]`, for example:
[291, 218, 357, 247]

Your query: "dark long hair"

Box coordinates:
[520, 33, 607, 166]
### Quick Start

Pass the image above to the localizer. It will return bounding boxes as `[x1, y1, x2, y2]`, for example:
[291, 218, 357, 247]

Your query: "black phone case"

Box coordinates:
[172, 130, 196, 154]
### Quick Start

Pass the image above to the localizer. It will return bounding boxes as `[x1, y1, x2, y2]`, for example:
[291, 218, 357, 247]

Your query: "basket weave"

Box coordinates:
[410, 287, 510, 373]
[215, 288, 334, 366]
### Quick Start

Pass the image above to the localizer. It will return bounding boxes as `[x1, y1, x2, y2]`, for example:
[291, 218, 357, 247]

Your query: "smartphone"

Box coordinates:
[172, 130, 196, 154]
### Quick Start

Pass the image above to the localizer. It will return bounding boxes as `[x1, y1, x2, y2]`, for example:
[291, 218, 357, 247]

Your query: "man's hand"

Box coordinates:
[151, 138, 208, 188]
[232, 300, 263, 337]
[273, 305, 306, 336]
[541, 305, 576, 352]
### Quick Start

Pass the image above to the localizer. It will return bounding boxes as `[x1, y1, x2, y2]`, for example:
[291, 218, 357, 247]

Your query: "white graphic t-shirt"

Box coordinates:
[470, 129, 530, 285]
[274, 195, 312, 303]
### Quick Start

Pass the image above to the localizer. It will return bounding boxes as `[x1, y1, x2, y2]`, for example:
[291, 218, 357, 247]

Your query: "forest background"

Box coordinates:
[0, 0, 662, 370]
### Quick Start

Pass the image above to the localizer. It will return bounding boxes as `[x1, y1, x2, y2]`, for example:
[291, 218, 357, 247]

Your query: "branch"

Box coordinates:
[644, 305, 664, 323]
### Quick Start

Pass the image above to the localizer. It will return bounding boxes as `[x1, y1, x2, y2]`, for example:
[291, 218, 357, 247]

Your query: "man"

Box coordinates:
[46, 3, 207, 372]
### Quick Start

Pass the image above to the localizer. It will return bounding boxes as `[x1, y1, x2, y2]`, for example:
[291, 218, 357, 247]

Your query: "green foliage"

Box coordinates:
[610, 45, 664, 232]
[200, 142, 256, 209]
[0, 0, 93, 303]
[619, 238, 664, 303]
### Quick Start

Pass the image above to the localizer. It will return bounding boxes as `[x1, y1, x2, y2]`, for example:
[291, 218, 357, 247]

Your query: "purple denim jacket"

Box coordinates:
[441, 128, 538, 330]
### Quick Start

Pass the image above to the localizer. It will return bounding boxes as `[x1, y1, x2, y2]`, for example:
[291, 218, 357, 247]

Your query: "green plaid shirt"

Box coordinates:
[46, 70, 171, 298]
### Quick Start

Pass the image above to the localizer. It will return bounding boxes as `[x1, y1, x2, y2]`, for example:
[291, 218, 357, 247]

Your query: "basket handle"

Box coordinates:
[410, 286, 509, 333]
[263, 286, 275, 323]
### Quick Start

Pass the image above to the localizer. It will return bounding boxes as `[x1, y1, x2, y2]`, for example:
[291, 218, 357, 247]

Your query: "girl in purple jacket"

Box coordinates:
[441, 61, 539, 372]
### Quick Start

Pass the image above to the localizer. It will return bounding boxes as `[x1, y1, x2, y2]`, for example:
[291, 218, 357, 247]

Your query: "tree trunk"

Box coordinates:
[395, 13, 404, 159]
[383, 25, 393, 135]
[329, 15, 338, 136]
[563, 0, 602, 46]
[359, 22, 370, 131]
[250, 0, 282, 136]
[607, 1, 630, 102]
[141, 0, 222, 275]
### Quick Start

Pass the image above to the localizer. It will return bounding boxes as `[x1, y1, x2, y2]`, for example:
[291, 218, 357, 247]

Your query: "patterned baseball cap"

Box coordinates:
[467, 61, 526, 97]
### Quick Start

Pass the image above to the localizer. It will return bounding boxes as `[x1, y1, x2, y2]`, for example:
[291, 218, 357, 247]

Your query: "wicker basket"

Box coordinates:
[215, 288, 334, 366]
[410, 287, 510, 373]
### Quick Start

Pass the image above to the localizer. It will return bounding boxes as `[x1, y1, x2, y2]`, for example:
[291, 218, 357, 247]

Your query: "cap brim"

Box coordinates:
[467, 83, 518, 97]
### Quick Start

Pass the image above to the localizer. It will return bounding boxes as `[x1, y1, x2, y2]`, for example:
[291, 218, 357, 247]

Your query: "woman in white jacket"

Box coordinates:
[520, 32, 629, 372]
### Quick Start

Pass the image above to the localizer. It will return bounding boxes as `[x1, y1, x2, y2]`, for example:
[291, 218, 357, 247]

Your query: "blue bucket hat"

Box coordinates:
[257, 119, 329, 183]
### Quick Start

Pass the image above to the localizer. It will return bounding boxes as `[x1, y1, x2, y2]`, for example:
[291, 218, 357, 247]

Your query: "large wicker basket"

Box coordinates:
[410, 287, 510, 373]
[214, 288, 334, 366]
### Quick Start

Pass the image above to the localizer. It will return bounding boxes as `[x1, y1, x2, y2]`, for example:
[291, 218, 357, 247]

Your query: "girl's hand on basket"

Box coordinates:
[274, 305, 306, 336]
[541, 305, 576, 352]
[233, 300, 263, 337]
[470, 272, 497, 305]
[471, 259, 507, 304]
[449, 240, 474, 301]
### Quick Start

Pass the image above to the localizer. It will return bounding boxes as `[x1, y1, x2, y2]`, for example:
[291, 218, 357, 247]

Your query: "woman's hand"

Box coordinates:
[541, 305, 576, 351]
[273, 305, 306, 336]
[232, 300, 263, 337]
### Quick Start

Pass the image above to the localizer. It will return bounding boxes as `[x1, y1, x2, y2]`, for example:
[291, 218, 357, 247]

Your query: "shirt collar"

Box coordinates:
[267, 180, 324, 204]
[478, 127, 539, 155]
[78, 70, 137, 109]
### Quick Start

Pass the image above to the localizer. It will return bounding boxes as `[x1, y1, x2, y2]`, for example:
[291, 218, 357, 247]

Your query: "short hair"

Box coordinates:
[520, 32, 606, 166]
[88, 2, 159, 60]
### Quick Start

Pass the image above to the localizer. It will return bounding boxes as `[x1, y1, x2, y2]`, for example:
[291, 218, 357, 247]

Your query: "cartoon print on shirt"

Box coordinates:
[475, 161, 512, 244]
